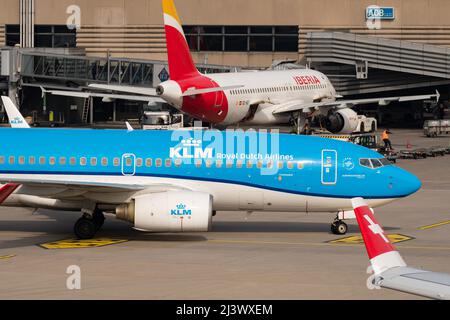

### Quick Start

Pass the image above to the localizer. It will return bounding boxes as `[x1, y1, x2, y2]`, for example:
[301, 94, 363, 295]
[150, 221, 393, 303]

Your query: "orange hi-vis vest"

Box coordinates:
[382, 130, 389, 140]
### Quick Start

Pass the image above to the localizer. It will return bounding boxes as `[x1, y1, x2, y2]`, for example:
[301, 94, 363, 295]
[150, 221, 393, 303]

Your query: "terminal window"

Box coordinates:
[5, 25, 20, 46]
[183, 25, 298, 52]
[5, 24, 76, 48]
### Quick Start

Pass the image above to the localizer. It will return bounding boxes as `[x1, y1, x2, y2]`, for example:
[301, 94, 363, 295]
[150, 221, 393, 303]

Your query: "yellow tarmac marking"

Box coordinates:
[418, 220, 450, 230]
[207, 236, 450, 251]
[39, 238, 128, 249]
[0, 254, 16, 260]
[328, 234, 413, 245]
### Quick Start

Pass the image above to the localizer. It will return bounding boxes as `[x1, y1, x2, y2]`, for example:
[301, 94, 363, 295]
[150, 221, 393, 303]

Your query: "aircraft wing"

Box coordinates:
[374, 266, 450, 300]
[272, 91, 440, 115]
[1, 96, 31, 128]
[0, 174, 189, 194]
[352, 197, 450, 300]
[42, 88, 164, 104]
[88, 84, 158, 96]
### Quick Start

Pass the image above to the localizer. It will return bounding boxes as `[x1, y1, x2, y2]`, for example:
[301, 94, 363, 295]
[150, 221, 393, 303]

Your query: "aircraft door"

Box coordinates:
[121, 153, 136, 176]
[210, 79, 223, 107]
[321, 150, 337, 185]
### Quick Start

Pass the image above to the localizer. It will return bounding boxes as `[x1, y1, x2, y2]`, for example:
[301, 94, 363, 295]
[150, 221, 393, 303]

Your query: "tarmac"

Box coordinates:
[0, 129, 449, 300]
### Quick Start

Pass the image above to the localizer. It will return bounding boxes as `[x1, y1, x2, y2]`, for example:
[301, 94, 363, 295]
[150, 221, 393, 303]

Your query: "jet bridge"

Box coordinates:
[18, 50, 238, 86]
[0, 47, 240, 125]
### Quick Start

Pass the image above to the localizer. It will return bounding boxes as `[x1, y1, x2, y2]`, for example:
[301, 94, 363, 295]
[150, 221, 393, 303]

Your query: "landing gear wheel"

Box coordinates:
[93, 211, 105, 231]
[74, 218, 97, 239]
[331, 221, 348, 235]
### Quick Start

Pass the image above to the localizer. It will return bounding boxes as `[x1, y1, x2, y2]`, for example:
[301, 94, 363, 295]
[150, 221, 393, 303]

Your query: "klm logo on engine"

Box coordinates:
[170, 139, 213, 159]
[171, 204, 192, 216]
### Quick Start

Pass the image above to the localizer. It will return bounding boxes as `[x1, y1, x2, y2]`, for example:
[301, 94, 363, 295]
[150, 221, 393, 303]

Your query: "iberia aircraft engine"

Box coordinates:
[323, 108, 359, 134]
[156, 80, 182, 107]
[115, 191, 213, 232]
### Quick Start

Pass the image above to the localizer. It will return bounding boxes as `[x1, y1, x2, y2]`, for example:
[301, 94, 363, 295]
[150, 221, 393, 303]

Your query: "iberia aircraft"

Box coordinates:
[62, 0, 439, 133]
[0, 96, 421, 240]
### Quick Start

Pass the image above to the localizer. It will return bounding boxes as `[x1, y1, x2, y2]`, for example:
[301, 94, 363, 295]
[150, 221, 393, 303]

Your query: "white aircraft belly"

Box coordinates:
[1, 174, 395, 213]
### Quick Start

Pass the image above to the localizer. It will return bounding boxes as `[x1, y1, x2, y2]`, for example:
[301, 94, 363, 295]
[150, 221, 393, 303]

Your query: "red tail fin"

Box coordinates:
[162, 0, 199, 81]
[352, 198, 406, 274]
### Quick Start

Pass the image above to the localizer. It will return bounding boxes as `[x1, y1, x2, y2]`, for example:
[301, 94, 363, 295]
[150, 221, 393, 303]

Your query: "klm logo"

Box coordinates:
[170, 139, 213, 159]
[171, 204, 192, 216]
[10, 117, 23, 125]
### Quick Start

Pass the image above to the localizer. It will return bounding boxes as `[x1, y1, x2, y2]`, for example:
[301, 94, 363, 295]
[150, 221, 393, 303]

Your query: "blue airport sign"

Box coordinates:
[366, 7, 395, 20]
[158, 67, 170, 82]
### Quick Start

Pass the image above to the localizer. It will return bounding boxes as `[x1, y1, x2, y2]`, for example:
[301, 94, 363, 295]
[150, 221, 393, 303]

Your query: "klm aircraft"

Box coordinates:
[0, 102, 421, 239]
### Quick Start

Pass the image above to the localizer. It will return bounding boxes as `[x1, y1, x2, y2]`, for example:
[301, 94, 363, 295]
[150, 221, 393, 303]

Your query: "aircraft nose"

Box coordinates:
[394, 168, 422, 197]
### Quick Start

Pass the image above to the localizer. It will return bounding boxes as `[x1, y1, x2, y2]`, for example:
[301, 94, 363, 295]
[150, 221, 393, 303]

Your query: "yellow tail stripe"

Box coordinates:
[162, 0, 181, 25]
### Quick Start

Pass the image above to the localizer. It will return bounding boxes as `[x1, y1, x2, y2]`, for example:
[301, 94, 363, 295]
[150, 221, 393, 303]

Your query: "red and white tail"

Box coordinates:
[162, 0, 199, 81]
[352, 198, 406, 275]
[0, 183, 20, 204]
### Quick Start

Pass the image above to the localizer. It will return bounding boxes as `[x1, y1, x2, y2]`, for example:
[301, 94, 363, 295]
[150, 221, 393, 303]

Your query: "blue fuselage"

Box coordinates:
[0, 128, 421, 204]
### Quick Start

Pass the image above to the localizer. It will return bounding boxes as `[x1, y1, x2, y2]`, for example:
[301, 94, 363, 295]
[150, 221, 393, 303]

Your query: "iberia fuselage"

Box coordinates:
[158, 69, 337, 125]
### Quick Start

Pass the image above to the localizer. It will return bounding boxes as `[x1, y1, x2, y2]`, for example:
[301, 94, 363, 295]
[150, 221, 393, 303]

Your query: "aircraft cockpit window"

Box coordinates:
[379, 158, 392, 166]
[370, 159, 383, 169]
[359, 158, 372, 168]
[360, 158, 392, 169]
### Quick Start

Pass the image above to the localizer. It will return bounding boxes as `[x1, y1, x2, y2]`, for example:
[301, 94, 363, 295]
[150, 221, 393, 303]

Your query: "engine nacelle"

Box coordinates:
[156, 80, 183, 108]
[116, 191, 213, 232]
[324, 108, 359, 134]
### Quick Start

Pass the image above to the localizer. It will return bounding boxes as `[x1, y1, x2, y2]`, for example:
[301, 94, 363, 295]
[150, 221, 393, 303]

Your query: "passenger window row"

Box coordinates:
[0, 156, 123, 167]
[0, 156, 306, 171]
[230, 84, 327, 95]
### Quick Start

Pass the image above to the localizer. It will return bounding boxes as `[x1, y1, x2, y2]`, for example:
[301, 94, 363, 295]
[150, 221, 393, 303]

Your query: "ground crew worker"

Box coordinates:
[382, 129, 393, 150]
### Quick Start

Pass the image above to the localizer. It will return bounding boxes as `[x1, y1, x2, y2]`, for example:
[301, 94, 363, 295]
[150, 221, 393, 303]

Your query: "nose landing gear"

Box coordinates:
[331, 219, 348, 235]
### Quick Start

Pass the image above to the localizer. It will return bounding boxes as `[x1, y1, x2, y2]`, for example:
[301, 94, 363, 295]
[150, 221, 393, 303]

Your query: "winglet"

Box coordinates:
[436, 90, 441, 102]
[352, 197, 406, 275]
[1, 96, 31, 129]
[125, 121, 134, 132]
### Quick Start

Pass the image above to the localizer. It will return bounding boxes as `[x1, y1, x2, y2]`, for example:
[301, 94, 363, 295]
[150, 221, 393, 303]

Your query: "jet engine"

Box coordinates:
[323, 108, 359, 134]
[115, 191, 213, 232]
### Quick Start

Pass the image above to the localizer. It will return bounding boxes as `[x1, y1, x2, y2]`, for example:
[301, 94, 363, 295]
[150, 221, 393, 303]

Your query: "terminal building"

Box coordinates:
[1, 0, 449, 126]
